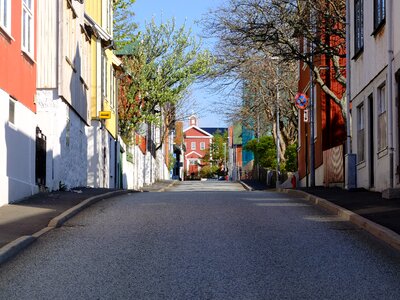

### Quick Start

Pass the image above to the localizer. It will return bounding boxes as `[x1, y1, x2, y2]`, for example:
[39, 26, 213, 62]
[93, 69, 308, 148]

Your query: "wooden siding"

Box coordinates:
[0, 0, 37, 112]
[85, 0, 102, 25]
[323, 144, 344, 185]
[37, 0, 57, 88]
[59, 0, 90, 123]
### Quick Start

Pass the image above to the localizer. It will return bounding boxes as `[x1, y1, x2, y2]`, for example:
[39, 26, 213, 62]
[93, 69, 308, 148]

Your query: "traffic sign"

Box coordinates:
[295, 93, 308, 109]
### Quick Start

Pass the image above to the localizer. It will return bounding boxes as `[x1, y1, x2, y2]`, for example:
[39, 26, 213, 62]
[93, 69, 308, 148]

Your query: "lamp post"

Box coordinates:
[276, 83, 280, 188]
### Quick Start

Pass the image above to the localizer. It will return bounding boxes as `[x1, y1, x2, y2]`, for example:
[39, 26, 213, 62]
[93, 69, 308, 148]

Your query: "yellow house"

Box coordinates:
[84, 0, 121, 188]
[84, 0, 120, 138]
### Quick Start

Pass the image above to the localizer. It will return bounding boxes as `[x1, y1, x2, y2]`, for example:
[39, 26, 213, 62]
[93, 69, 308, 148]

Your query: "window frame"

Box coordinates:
[377, 84, 387, 151]
[373, 0, 385, 32]
[0, 0, 11, 35]
[354, 0, 364, 56]
[357, 103, 365, 163]
[200, 142, 206, 150]
[21, 0, 34, 58]
[191, 142, 196, 150]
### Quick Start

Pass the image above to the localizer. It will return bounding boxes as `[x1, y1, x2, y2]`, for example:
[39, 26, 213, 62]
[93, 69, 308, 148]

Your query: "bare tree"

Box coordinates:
[205, 0, 346, 118]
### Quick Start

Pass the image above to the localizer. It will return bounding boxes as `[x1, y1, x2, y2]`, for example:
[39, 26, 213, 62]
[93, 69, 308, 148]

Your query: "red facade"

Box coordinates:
[297, 34, 346, 182]
[0, 0, 37, 112]
[183, 123, 213, 176]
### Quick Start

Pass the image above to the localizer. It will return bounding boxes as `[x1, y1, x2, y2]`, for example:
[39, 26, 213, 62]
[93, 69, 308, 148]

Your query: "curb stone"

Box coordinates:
[239, 181, 254, 191]
[0, 190, 130, 266]
[278, 188, 400, 252]
[158, 181, 177, 192]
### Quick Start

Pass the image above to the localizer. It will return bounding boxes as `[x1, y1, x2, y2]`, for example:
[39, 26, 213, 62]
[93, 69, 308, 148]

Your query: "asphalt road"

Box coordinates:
[1, 181, 400, 299]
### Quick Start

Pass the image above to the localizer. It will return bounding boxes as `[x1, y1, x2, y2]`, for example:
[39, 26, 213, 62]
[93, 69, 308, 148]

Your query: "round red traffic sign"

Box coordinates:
[295, 93, 308, 109]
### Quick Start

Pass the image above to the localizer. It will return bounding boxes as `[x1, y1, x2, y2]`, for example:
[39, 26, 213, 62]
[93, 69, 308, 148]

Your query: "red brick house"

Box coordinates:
[183, 116, 213, 177]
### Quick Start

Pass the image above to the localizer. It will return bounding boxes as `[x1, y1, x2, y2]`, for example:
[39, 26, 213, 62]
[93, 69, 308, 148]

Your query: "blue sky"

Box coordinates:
[132, 0, 228, 128]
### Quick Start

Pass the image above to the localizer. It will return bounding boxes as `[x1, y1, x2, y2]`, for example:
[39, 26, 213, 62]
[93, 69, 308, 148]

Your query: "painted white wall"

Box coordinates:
[0, 89, 37, 206]
[350, 0, 400, 191]
[36, 90, 88, 191]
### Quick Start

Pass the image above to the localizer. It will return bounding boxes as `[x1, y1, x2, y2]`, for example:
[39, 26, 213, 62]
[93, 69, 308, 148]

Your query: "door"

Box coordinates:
[368, 94, 374, 188]
[35, 127, 46, 188]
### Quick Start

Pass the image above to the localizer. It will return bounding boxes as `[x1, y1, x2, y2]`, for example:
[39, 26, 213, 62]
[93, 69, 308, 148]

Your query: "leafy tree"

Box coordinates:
[113, 0, 137, 49]
[283, 143, 298, 172]
[203, 131, 228, 168]
[116, 18, 214, 145]
[244, 136, 277, 169]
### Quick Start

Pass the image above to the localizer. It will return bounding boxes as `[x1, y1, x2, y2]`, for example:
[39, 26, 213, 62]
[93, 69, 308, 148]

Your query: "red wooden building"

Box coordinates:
[183, 116, 213, 177]
[0, 0, 38, 205]
[297, 35, 346, 186]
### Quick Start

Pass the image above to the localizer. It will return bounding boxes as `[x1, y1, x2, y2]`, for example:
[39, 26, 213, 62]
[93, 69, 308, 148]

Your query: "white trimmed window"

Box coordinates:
[0, 0, 11, 34]
[377, 84, 387, 151]
[22, 0, 34, 57]
[191, 142, 196, 150]
[200, 142, 205, 150]
[357, 103, 365, 162]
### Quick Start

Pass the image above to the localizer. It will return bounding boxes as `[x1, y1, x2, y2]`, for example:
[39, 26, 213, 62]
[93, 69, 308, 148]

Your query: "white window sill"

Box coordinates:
[0, 25, 14, 41]
[22, 49, 36, 64]
[377, 147, 388, 159]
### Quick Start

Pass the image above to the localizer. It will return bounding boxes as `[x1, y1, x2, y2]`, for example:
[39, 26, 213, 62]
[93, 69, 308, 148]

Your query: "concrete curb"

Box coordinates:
[157, 181, 177, 192]
[238, 181, 254, 191]
[48, 190, 128, 228]
[0, 190, 129, 266]
[278, 188, 400, 252]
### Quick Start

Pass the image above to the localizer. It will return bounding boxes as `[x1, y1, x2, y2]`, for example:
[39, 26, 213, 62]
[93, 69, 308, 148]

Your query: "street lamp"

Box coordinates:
[268, 56, 280, 188]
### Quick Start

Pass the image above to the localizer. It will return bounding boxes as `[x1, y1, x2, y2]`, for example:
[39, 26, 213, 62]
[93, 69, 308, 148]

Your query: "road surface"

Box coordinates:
[1, 181, 400, 299]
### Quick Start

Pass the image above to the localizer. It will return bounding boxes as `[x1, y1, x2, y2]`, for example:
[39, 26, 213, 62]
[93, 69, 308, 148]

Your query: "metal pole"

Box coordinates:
[345, 0, 352, 154]
[387, 0, 394, 189]
[309, 17, 315, 187]
[276, 84, 280, 188]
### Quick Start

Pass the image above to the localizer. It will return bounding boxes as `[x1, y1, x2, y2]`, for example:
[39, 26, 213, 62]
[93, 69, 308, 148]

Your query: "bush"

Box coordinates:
[200, 165, 219, 178]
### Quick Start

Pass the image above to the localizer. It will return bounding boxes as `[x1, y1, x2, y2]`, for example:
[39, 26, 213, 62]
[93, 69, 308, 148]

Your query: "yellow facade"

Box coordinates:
[85, 0, 119, 138]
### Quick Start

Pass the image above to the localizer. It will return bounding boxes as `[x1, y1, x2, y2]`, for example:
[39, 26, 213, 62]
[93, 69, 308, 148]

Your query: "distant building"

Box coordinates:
[183, 115, 214, 177]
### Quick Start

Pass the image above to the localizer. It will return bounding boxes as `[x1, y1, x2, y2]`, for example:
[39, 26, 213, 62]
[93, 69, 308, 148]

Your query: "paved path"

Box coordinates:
[1, 183, 400, 299]
[168, 180, 245, 192]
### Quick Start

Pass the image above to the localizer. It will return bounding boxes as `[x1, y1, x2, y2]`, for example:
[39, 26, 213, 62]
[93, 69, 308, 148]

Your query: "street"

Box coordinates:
[1, 181, 400, 299]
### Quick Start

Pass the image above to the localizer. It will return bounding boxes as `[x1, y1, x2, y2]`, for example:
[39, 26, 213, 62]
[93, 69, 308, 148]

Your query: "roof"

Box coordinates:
[183, 125, 213, 138]
[201, 127, 228, 136]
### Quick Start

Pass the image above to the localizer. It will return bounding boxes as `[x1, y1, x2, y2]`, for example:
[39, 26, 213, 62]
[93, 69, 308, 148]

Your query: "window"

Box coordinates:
[377, 84, 387, 151]
[200, 142, 205, 150]
[9, 98, 15, 124]
[354, 0, 364, 54]
[101, 51, 107, 98]
[22, 0, 34, 56]
[374, 0, 385, 31]
[191, 142, 196, 150]
[357, 103, 365, 162]
[0, 0, 11, 34]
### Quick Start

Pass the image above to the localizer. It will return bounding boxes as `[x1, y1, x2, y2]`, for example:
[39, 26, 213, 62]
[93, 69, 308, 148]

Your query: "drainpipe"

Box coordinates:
[345, 0, 351, 154]
[344, 0, 357, 189]
[387, 0, 394, 188]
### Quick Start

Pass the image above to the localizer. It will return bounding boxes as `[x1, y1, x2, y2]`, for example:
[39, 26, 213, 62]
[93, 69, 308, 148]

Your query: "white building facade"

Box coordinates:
[350, 0, 400, 193]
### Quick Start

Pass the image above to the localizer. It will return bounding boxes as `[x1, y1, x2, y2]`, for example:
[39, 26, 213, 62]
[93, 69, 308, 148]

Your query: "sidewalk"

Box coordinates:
[242, 180, 400, 251]
[0, 180, 176, 265]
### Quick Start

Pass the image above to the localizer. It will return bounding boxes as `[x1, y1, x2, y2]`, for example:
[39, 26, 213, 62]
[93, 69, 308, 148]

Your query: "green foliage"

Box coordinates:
[283, 143, 297, 172]
[168, 153, 176, 172]
[244, 136, 277, 169]
[199, 165, 219, 178]
[117, 18, 214, 141]
[114, 0, 137, 49]
[204, 131, 228, 164]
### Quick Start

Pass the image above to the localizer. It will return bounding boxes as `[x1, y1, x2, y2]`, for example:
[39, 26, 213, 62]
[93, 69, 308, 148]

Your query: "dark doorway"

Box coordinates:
[368, 94, 374, 188]
[35, 126, 47, 188]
